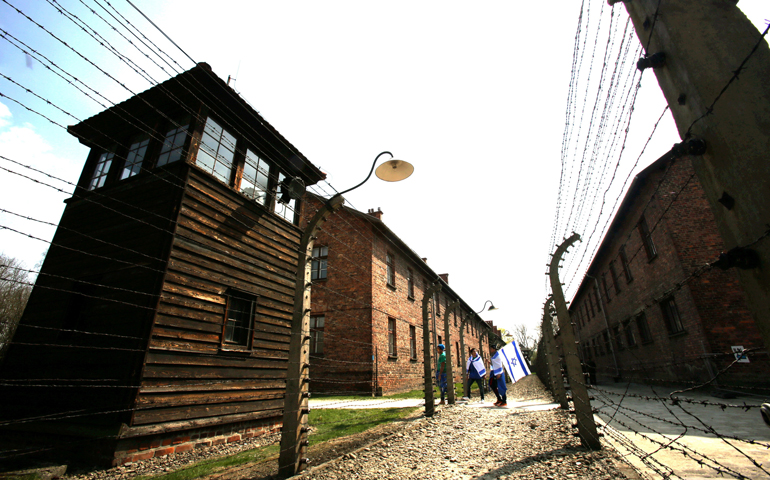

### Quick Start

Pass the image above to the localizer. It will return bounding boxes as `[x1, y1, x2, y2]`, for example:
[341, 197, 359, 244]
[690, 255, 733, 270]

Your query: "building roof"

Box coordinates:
[68, 62, 326, 186]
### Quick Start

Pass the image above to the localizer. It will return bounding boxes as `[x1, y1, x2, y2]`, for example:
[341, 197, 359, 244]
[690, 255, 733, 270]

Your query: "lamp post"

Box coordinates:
[460, 301, 497, 399]
[278, 151, 413, 478]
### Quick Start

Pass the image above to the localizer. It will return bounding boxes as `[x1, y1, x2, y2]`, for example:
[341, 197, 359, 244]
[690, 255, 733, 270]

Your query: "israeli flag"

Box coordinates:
[499, 342, 531, 383]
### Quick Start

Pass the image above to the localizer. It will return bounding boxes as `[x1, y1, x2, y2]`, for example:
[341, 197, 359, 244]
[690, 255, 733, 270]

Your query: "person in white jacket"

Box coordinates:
[490, 343, 507, 407]
[465, 347, 487, 401]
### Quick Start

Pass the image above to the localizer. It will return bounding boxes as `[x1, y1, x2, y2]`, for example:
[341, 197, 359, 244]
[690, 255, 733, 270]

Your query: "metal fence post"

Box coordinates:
[542, 295, 569, 409]
[422, 283, 442, 417]
[549, 233, 601, 450]
[278, 195, 344, 477]
[443, 301, 461, 404]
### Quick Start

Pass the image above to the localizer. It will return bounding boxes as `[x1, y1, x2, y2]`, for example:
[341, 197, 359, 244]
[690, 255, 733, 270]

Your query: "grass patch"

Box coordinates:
[309, 407, 417, 445]
[134, 445, 279, 480]
[136, 407, 417, 480]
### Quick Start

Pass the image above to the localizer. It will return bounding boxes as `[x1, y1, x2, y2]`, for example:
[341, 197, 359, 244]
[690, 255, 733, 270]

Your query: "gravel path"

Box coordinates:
[297, 377, 639, 480]
[62, 376, 639, 480]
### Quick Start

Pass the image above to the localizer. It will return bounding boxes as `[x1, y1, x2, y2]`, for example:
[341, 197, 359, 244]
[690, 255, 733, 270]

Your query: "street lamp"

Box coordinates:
[279, 151, 413, 477]
[477, 300, 498, 314]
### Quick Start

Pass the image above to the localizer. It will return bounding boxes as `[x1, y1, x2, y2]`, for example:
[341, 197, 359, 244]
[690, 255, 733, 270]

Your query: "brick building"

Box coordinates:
[301, 195, 499, 395]
[569, 153, 768, 389]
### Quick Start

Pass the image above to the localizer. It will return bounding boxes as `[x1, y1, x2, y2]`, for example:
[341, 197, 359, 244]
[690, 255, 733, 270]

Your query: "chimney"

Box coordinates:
[439, 273, 449, 284]
[367, 207, 383, 220]
[421, 257, 428, 263]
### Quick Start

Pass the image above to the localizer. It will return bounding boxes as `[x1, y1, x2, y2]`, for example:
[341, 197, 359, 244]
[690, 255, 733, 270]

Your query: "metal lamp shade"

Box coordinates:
[375, 159, 414, 182]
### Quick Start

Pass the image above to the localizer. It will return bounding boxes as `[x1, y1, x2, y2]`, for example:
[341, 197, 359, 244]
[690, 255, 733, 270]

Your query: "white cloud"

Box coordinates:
[0, 101, 11, 129]
[0, 102, 77, 269]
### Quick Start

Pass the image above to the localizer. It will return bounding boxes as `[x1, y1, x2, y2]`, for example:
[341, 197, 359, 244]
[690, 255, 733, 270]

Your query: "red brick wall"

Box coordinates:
[302, 196, 492, 395]
[571, 156, 768, 388]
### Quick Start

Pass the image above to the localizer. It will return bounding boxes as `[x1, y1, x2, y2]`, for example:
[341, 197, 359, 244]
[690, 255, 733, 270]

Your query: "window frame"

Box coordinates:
[409, 325, 417, 360]
[221, 290, 258, 351]
[407, 268, 414, 299]
[120, 135, 150, 180]
[636, 312, 653, 344]
[386, 252, 396, 288]
[602, 273, 611, 303]
[609, 260, 621, 294]
[311, 245, 329, 281]
[638, 214, 658, 261]
[388, 317, 397, 357]
[620, 245, 633, 283]
[624, 320, 637, 347]
[660, 296, 685, 335]
[157, 117, 191, 167]
[310, 315, 325, 355]
[89, 149, 116, 190]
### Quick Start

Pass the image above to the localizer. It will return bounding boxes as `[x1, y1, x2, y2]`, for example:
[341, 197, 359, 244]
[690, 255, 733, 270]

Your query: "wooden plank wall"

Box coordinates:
[130, 168, 299, 435]
[0, 168, 183, 428]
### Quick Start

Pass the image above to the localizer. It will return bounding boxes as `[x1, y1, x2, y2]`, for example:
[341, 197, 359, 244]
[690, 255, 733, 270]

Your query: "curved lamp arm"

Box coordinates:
[476, 300, 498, 314]
[338, 151, 393, 196]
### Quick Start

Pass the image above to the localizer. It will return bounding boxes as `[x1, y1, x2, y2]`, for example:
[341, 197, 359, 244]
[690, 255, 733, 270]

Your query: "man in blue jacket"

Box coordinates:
[466, 347, 486, 401]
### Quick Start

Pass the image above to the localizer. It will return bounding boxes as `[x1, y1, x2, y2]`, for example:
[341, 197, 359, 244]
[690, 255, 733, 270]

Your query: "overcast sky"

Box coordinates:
[0, 0, 766, 341]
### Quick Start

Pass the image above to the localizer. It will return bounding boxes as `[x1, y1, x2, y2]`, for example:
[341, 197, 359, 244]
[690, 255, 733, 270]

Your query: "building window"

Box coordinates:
[89, 150, 115, 190]
[660, 296, 685, 335]
[609, 260, 621, 294]
[584, 304, 590, 324]
[157, 118, 190, 166]
[624, 320, 636, 347]
[274, 172, 298, 224]
[407, 268, 414, 299]
[620, 245, 633, 283]
[311, 246, 328, 281]
[602, 274, 611, 303]
[241, 149, 271, 205]
[602, 330, 611, 355]
[310, 315, 325, 355]
[222, 291, 257, 349]
[121, 135, 149, 179]
[456, 342, 460, 365]
[636, 312, 652, 343]
[613, 325, 623, 351]
[388, 317, 397, 357]
[434, 292, 440, 317]
[588, 291, 595, 316]
[386, 252, 396, 287]
[197, 117, 237, 184]
[409, 325, 417, 360]
[638, 214, 658, 260]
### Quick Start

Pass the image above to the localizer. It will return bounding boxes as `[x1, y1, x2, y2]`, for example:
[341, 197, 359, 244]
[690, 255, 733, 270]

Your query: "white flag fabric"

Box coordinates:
[499, 342, 531, 383]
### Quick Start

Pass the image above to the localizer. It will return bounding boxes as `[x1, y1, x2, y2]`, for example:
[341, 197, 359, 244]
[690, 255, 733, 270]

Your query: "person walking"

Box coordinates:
[490, 343, 507, 407]
[466, 347, 486, 401]
[436, 344, 448, 405]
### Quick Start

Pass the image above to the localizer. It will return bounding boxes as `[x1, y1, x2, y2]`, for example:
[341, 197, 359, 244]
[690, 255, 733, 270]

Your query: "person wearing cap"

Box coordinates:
[436, 344, 447, 405]
[466, 347, 486, 401]
[490, 343, 507, 407]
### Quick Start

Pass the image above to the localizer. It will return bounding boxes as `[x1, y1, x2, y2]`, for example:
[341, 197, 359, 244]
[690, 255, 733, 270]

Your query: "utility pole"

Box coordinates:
[542, 296, 569, 409]
[618, 0, 770, 351]
[422, 283, 442, 417]
[550, 234, 601, 450]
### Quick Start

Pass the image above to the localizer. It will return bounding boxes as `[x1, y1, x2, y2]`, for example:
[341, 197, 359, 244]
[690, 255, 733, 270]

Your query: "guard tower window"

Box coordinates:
[222, 291, 257, 349]
[89, 149, 115, 190]
[241, 149, 272, 205]
[121, 135, 150, 180]
[197, 117, 237, 184]
[157, 118, 190, 167]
